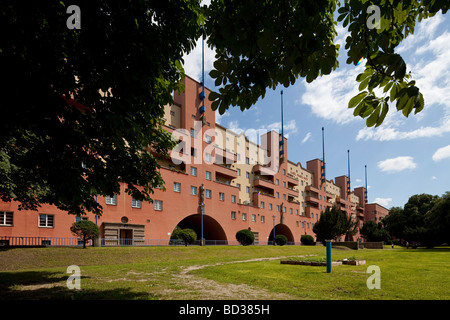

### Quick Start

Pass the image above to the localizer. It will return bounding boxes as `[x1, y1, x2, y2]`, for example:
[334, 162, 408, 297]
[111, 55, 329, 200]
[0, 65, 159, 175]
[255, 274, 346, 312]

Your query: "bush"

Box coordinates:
[301, 235, 315, 246]
[170, 226, 197, 246]
[236, 229, 254, 246]
[274, 234, 288, 246]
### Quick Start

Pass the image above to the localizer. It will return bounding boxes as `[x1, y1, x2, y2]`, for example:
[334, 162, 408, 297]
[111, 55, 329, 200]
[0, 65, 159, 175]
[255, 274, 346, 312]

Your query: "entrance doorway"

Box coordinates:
[120, 229, 132, 245]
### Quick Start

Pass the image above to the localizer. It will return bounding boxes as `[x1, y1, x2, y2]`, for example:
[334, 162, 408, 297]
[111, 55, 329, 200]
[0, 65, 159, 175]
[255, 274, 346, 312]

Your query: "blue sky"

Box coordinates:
[183, 11, 450, 209]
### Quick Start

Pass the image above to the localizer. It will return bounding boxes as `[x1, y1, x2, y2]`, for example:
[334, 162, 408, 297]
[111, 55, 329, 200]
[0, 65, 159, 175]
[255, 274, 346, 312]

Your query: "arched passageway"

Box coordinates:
[267, 224, 295, 244]
[173, 214, 228, 243]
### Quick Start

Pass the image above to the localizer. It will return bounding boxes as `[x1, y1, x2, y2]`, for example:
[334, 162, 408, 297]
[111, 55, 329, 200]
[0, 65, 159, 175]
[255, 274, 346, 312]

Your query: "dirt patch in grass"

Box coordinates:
[163, 255, 311, 300]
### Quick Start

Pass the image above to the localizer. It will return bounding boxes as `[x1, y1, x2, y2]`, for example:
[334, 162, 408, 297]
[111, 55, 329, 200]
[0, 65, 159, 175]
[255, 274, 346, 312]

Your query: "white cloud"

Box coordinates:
[266, 119, 298, 138]
[182, 36, 216, 82]
[300, 66, 363, 125]
[374, 197, 392, 208]
[356, 116, 450, 141]
[432, 144, 450, 162]
[301, 132, 312, 143]
[377, 156, 417, 173]
[356, 14, 450, 142]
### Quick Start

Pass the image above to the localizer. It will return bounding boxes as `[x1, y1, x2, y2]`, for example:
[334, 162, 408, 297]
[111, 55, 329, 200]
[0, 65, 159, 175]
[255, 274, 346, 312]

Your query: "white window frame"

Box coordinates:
[173, 182, 181, 192]
[154, 200, 163, 211]
[39, 214, 54, 228]
[106, 194, 117, 205]
[0, 211, 13, 226]
[132, 198, 142, 208]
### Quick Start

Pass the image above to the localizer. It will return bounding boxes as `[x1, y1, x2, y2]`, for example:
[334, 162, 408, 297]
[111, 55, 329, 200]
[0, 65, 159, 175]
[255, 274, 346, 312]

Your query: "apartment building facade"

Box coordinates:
[0, 75, 388, 246]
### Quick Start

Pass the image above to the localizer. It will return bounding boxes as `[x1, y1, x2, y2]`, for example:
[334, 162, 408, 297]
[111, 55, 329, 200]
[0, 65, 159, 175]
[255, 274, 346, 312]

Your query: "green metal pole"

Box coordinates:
[326, 241, 332, 273]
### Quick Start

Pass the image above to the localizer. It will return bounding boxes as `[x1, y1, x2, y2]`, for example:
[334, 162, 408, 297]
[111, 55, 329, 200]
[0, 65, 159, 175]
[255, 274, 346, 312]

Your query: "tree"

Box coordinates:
[383, 193, 442, 247]
[0, 1, 201, 216]
[426, 192, 450, 245]
[235, 229, 254, 246]
[70, 220, 100, 249]
[2, 1, 448, 216]
[313, 205, 358, 245]
[360, 221, 390, 242]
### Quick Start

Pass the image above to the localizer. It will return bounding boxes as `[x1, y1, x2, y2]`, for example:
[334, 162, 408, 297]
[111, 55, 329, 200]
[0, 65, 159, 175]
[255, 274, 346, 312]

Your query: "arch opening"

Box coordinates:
[171, 214, 228, 244]
[267, 224, 295, 244]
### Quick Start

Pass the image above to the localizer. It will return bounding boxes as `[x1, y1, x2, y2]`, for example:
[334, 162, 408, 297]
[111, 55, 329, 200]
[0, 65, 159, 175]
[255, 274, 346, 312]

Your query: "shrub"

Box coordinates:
[301, 234, 315, 246]
[170, 226, 197, 246]
[70, 220, 100, 249]
[236, 229, 254, 246]
[275, 234, 288, 246]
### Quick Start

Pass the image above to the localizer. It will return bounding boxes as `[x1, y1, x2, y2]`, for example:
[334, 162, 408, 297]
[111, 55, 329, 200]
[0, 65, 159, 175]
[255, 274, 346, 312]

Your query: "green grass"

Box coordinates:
[0, 245, 449, 300]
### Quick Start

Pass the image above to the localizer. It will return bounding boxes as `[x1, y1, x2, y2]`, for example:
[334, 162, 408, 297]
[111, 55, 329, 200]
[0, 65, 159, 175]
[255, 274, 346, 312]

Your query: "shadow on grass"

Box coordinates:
[0, 270, 156, 300]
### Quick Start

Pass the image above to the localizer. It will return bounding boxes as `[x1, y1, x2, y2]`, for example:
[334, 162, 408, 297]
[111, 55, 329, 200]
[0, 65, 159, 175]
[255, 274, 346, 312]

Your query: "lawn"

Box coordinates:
[0, 245, 448, 300]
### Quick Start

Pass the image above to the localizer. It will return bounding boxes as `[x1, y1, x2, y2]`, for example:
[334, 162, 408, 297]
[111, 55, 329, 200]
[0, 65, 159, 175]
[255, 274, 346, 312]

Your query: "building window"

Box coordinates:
[205, 171, 211, 180]
[246, 186, 250, 193]
[283, 181, 286, 188]
[296, 209, 299, 215]
[75, 216, 88, 222]
[246, 172, 250, 179]
[283, 169, 286, 175]
[205, 134, 211, 144]
[205, 152, 212, 163]
[242, 213, 247, 221]
[190, 167, 197, 176]
[260, 201, 265, 209]
[236, 183, 241, 190]
[191, 147, 197, 157]
[191, 186, 197, 195]
[283, 194, 286, 200]
[237, 168, 241, 176]
[39, 214, 54, 228]
[231, 211, 236, 220]
[190, 128, 195, 137]
[106, 195, 117, 205]
[174, 182, 181, 192]
[283, 207, 286, 213]
[269, 203, 273, 210]
[246, 157, 250, 164]
[276, 179, 279, 185]
[219, 192, 225, 201]
[205, 189, 212, 199]
[132, 198, 142, 208]
[276, 192, 279, 198]
[154, 200, 163, 211]
[252, 214, 256, 222]
[0, 211, 13, 226]
[231, 195, 236, 203]
[290, 208, 293, 214]
[276, 205, 280, 211]
[261, 215, 265, 223]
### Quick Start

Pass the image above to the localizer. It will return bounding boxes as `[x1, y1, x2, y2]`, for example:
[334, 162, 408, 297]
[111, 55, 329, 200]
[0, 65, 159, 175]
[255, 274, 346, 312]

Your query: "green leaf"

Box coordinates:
[376, 102, 389, 127]
[348, 91, 367, 109]
[366, 104, 381, 127]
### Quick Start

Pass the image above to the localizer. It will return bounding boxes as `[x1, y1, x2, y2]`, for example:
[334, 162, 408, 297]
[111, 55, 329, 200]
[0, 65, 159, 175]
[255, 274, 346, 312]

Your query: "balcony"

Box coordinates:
[286, 187, 299, 197]
[254, 177, 275, 190]
[214, 163, 237, 180]
[253, 164, 276, 176]
[305, 196, 319, 205]
[286, 173, 299, 186]
[305, 185, 321, 193]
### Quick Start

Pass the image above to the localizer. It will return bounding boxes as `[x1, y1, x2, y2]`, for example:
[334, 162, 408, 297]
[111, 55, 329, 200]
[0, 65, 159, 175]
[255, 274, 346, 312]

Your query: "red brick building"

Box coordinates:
[0, 76, 388, 246]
